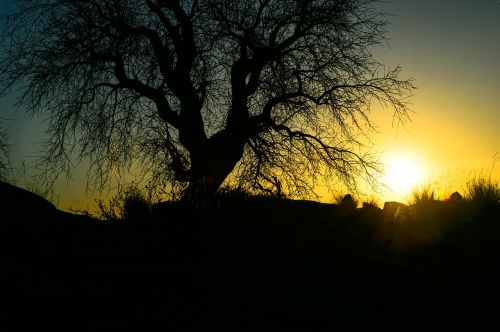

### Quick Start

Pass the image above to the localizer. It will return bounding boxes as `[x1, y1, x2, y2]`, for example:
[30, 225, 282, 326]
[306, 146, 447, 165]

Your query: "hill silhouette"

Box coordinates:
[2, 181, 500, 329]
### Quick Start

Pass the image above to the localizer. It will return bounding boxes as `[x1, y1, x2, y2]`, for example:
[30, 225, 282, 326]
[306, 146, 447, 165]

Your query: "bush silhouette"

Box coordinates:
[122, 185, 152, 222]
[335, 193, 359, 210]
[466, 176, 500, 209]
[410, 185, 436, 204]
[88, 184, 152, 222]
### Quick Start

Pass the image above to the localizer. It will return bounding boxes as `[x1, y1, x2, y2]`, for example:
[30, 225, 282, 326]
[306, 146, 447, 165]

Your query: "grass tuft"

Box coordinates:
[409, 185, 436, 205]
[465, 176, 500, 208]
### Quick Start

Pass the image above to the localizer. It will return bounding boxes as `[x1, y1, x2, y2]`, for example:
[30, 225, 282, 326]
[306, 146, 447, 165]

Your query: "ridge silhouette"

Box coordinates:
[2, 182, 500, 329]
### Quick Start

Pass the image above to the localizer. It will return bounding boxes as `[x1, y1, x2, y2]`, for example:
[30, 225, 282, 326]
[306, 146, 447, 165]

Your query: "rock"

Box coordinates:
[372, 201, 414, 252]
[360, 201, 382, 216]
[449, 191, 463, 201]
[383, 201, 409, 223]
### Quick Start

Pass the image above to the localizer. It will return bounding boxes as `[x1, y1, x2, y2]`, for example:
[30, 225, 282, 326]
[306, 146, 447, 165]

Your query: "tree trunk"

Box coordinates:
[182, 130, 245, 203]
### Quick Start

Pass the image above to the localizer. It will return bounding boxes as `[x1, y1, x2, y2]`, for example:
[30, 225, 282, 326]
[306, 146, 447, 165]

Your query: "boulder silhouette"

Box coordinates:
[449, 191, 463, 201]
[382, 201, 409, 223]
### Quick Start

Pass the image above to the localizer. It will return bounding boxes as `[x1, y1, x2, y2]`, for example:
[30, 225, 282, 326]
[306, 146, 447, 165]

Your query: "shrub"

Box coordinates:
[121, 185, 152, 222]
[334, 193, 359, 209]
[91, 196, 122, 222]
[215, 185, 252, 201]
[85, 184, 152, 222]
[465, 176, 500, 208]
[362, 197, 381, 209]
[410, 185, 436, 205]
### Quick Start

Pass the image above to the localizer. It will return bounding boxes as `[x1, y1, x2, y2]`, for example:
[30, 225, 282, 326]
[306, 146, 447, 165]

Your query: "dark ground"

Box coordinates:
[2, 184, 500, 330]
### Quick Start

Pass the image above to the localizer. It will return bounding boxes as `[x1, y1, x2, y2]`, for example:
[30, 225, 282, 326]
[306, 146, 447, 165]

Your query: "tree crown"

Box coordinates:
[0, 0, 414, 199]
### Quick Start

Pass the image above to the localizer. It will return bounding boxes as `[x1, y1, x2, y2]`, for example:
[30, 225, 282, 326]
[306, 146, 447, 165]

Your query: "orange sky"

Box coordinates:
[1, 1, 499, 210]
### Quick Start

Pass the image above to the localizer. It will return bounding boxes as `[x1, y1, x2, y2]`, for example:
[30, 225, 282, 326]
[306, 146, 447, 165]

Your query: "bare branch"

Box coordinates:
[0, 0, 414, 199]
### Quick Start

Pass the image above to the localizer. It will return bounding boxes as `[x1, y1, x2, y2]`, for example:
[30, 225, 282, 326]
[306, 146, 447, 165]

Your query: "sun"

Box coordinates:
[383, 154, 423, 195]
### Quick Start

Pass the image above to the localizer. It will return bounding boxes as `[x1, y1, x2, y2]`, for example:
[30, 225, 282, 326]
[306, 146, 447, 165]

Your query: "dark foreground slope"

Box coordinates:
[2, 183, 500, 330]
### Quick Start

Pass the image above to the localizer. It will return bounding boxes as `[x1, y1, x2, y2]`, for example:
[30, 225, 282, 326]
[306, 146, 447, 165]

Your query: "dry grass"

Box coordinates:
[409, 184, 436, 205]
[466, 176, 500, 207]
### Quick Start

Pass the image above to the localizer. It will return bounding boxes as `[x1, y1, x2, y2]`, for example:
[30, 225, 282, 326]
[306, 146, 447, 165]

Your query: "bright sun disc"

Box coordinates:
[384, 156, 422, 194]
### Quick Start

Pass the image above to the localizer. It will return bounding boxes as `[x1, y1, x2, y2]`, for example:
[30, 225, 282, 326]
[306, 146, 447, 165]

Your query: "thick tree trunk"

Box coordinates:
[182, 130, 245, 203]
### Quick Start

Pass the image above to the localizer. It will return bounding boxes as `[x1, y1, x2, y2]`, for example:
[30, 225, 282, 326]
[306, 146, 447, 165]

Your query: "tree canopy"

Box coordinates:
[0, 0, 414, 200]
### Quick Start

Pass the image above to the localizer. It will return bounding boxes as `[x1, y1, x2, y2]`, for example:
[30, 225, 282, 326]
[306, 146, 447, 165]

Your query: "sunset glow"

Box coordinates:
[2, 2, 500, 323]
[1, 1, 499, 210]
[383, 154, 424, 197]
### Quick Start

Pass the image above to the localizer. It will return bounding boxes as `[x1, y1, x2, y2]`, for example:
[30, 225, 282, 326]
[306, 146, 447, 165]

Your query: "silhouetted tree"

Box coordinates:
[0, 0, 414, 200]
[0, 124, 9, 180]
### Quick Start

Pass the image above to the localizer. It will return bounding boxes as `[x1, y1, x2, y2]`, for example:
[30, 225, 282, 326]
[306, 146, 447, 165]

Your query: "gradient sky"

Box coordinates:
[1, 0, 499, 209]
[370, 0, 500, 201]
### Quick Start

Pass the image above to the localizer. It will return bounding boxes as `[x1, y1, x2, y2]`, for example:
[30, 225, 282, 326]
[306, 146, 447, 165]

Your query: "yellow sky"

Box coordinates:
[363, 0, 500, 203]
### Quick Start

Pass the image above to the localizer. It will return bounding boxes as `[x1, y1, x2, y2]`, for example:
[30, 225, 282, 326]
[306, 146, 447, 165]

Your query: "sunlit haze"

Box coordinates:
[383, 153, 424, 200]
